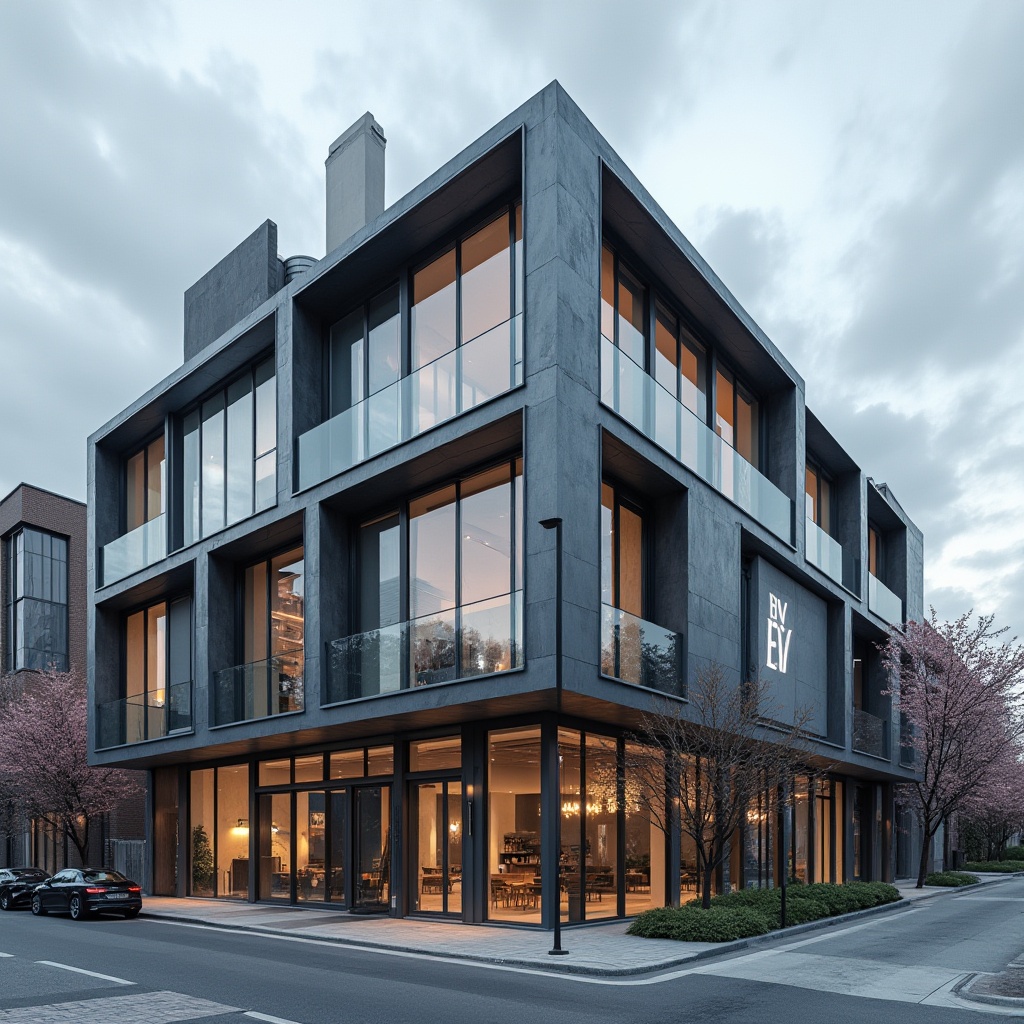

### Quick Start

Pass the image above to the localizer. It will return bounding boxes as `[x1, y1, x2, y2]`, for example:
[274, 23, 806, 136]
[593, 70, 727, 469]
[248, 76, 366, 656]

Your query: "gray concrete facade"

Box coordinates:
[87, 82, 925, 915]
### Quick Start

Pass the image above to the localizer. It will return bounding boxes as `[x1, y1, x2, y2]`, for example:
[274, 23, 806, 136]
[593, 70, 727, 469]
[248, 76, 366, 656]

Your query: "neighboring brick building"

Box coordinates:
[1, 483, 144, 872]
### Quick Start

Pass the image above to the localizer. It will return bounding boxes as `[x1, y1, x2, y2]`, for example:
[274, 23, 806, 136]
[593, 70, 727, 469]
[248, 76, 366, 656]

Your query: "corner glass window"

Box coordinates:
[601, 482, 644, 618]
[3, 528, 68, 672]
[126, 435, 165, 533]
[805, 459, 831, 532]
[715, 367, 760, 469]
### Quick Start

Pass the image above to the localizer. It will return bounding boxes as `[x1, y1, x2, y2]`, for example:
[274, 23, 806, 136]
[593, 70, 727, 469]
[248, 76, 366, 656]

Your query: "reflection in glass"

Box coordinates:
[354, 786, 391, 908]
[201, 393, 226, 536]
[462, 214, 510, 343]
[412, 250, 456, 369]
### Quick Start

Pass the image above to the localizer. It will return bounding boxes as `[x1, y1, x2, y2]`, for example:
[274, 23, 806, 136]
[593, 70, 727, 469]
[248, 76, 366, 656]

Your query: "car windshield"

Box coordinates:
[82, 870, 128, 883]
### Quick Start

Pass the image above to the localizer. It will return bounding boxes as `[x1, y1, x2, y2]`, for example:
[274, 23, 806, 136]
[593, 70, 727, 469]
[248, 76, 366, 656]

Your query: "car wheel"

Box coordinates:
[31, 894, 47, 916]
[69, 895, 89, 921]
[123, 908, 140, 919]
[0, 892, 10, 911]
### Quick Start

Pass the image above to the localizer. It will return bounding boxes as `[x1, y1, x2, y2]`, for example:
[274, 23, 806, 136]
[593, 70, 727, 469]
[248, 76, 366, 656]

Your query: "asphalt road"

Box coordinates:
[1, 879, 1022, 1023]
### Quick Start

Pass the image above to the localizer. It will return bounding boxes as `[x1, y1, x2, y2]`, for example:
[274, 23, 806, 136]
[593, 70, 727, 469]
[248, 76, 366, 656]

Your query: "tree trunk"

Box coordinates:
[916, 822, 934, 888]
[702, 862, 714, 909]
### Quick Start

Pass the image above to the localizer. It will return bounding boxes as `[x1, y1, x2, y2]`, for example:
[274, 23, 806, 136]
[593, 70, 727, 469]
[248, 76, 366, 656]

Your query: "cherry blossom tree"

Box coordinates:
[0, 669, 141, 865]
[883, 611, 1024, 887]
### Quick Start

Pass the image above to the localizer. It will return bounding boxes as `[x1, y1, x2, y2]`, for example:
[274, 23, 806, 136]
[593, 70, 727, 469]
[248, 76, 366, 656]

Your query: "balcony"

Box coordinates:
[325, 591, 523, 703]
[805, 519, 859, 590]
[211, 656, 304, 727]
[95, 680, 192, 748]
[297, 315, 523, 492]
[100, 515, 166, 587]
[600, 604, 685, 695]
[868, 573, 903, 626]
[852, 708, 889, 759]
[600, 336, 793, 544]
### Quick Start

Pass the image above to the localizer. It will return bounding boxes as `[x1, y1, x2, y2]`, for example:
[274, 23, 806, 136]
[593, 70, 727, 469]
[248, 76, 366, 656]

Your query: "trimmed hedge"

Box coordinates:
[962, 860, 1024, 873]
[925, 870, 979, 887]
[630, 880, 902, 942]
[627, 905, 771, 942]
[1001, 846, 1024, 861]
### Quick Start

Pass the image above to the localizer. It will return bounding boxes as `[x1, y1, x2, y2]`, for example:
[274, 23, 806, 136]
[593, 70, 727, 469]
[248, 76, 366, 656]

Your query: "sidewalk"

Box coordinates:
[140, 874, 1012, 977]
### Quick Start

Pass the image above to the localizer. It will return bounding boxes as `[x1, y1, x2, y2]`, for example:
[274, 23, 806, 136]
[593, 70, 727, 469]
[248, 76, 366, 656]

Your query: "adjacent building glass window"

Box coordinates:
[182, 357, 276, 546]
[805, 459, 831, 532]
[125, 435, 165, 532]
[3, 528, 68, 672]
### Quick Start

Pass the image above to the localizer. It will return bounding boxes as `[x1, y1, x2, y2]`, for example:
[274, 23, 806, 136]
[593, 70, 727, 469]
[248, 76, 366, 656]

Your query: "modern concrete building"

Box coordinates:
[1, 483, 144, 872]
[88, 82, 923, 923]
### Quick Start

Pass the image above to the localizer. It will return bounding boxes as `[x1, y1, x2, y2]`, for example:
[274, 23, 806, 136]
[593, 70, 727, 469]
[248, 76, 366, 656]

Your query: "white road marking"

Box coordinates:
[34, 961, 135, 985]
[0, 952, 13, 958]
[953, 896, 1024, 901]
[246, 1013, 306, 1024]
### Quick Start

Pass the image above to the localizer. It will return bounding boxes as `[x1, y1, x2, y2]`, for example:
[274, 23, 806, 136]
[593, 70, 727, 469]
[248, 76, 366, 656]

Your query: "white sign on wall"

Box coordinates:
[766, 592, 792, 674]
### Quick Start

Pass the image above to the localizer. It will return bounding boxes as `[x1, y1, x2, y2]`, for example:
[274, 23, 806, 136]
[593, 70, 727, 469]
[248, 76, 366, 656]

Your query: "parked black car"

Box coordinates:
[31, 868, 142, 920]
[0, 867, 48, 911]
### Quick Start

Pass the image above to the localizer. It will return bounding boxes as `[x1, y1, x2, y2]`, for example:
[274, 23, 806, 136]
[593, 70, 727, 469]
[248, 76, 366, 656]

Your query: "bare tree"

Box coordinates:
[0, 669, 141, 865]
[627, 662, 814, 909]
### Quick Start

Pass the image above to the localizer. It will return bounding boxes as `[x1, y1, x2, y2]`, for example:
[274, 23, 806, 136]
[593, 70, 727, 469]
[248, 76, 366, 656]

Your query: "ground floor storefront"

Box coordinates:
[149, 715, 896, 927]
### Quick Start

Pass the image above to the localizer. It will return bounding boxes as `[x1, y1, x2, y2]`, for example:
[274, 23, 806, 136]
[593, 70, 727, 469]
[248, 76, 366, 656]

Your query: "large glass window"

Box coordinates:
[600, 483, 644, 618]
[3, 527, 68, 672]
[601, 244, 646, 367]
[346, 459, 523, 696]
[182, 357, 276, 546]
[122, 596, 191, 742]
[125, 435, 165, 533]
[805, 459, 831, 532]
[188, 764, 249, 899]
[868, 524, 882, 577]
[242, 546, 305, 712]
[715, 366, 760, 469]
[189, 768, 215, 896]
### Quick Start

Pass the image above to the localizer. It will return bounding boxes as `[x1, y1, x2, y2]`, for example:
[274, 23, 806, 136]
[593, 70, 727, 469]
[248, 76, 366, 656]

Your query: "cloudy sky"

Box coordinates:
[1, 0, 1022, 636]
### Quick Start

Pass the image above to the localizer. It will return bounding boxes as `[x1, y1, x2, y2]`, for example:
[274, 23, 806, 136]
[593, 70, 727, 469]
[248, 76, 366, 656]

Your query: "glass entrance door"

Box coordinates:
[353, 785, 391, 910]
[327, 790, 347, 903]
[411, 779, 462, 915]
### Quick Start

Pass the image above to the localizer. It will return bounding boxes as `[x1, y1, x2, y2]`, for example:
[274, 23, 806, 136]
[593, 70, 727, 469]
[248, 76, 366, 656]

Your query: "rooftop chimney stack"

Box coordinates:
[326, 112, 386, 255]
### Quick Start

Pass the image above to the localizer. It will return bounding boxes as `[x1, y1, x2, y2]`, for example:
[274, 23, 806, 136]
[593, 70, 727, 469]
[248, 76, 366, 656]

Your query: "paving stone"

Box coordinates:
[0, 991, 238, 1024]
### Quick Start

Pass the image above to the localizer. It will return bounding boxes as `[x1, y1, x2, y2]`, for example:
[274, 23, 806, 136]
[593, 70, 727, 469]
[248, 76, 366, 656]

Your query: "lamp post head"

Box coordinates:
[539, 517, 562, 531]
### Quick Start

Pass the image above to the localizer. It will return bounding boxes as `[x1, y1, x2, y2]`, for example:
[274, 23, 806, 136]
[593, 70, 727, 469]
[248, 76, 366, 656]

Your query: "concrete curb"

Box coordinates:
[139, 891, 917, 978]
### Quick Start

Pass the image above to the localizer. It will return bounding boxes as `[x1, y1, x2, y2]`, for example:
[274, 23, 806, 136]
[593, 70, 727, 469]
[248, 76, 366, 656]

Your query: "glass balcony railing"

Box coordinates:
[325, 591, 523, 703]
[100, 514, 166, 587]
[600, 604, 685, 695]
[297, 315, 523, 492]
[600, 336, 793, 544]
[805, 520, 861, 591]
[853, 707, 889, 759]
[868, 572, 903, 626]
[95, 680, 192, 749]
[212, 655, 304, 727]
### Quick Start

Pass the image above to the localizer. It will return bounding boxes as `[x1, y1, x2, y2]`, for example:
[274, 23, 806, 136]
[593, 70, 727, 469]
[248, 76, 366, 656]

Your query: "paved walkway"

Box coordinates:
[139, 874, 1014, 977]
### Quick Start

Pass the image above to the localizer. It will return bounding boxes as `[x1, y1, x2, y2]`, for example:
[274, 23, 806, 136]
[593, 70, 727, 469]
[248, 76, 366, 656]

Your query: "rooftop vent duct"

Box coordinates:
[282, 255, 316, 284]
[326, 112, 386, 256]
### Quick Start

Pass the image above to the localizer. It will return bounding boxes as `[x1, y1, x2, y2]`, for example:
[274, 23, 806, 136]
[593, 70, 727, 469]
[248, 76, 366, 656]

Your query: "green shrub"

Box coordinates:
[1001, 846, 1024, 861]
[925, 870, 979, 887]
[962, 860, 1024, 873]
[781, 897, 830, 925]
[628, 905, 771, 941]
[791, 883, 863, 916]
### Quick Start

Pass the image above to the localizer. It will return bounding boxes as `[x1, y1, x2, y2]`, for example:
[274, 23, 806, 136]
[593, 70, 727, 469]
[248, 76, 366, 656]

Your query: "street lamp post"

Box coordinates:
[540, 516, 569, 956]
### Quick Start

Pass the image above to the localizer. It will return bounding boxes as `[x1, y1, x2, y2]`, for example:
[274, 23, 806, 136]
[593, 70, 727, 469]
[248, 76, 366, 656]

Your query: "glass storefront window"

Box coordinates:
[815, 778, 832, 883]
[259, 758, 291, 787]
[259, 791, 291, 900]
[330, 749, 365, 780]
[488, 727, 542, 923]
[559, 728, 582, 924]
[296, 791, 327, 902]
[792, 775, 810, 883]
[409, 737, 461, 772]
[294, 755, 324, 783]
[217, 764, 250, 898]
[625, 742, 663, 912]
[190, 768, 215, 897]
[585, 735, 618, 919]
[367, 746, 394, 776]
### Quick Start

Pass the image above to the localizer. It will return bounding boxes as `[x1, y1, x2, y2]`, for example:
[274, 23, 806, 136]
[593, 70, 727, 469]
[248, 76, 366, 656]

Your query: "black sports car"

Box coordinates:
[31, 868, 142, 920]
[0, 867, 48, 910]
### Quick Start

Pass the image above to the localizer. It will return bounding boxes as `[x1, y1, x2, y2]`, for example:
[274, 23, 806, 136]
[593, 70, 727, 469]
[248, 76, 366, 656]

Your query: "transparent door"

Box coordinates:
[353, 785, 391, 909]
